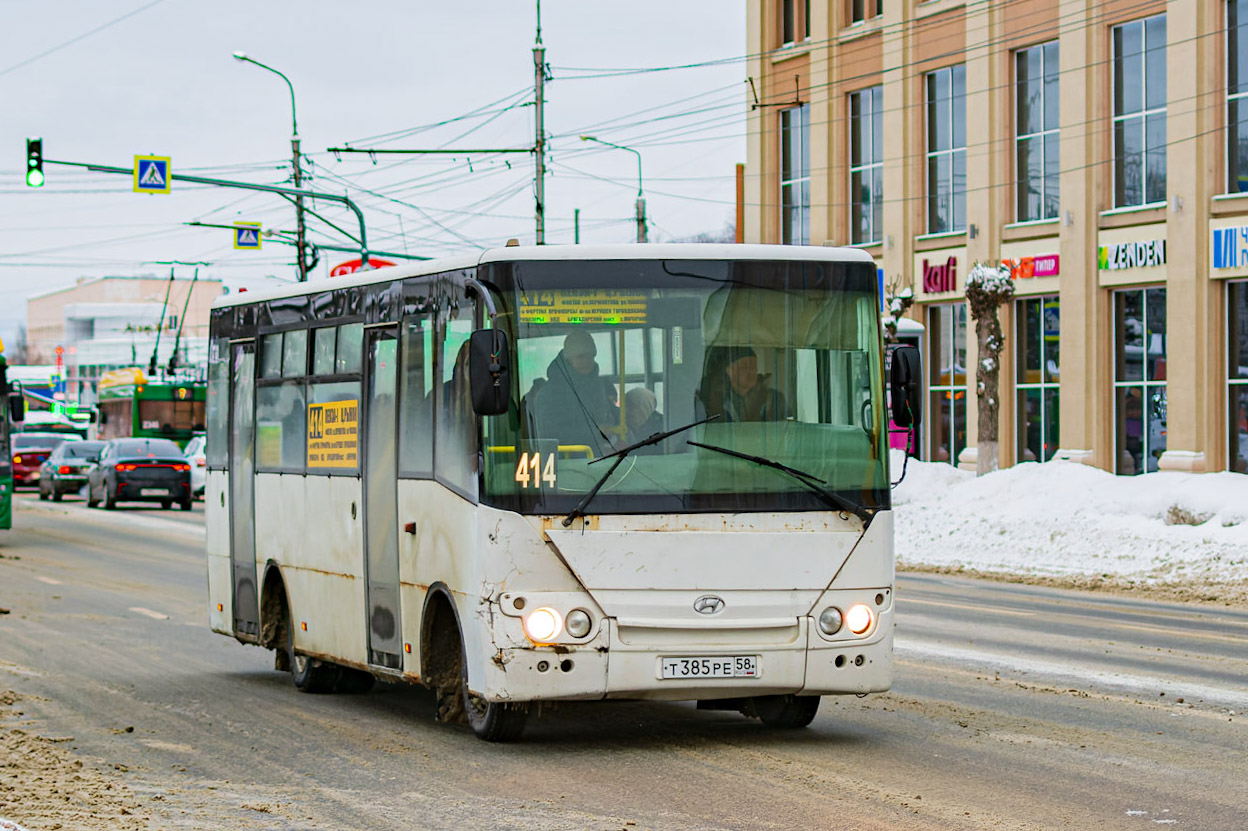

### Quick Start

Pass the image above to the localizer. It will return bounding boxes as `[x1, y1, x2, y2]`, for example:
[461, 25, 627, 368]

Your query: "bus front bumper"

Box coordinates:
[482, 613, 894, 704]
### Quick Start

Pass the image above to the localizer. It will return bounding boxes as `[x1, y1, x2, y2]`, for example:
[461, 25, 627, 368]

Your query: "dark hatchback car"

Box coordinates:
[12, 432, 77, 488]
[38, 440, 106, 501]
[87, 438, 192, 511]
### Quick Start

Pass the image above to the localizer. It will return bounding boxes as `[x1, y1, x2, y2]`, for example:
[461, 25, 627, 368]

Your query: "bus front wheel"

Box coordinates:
[743, 694, 821, 729]
[461, 656, 528, 743]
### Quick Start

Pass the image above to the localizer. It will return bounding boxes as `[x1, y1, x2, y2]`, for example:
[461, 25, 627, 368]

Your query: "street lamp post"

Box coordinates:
[233, 52, 310, 281]
[580, 135, 647, 243]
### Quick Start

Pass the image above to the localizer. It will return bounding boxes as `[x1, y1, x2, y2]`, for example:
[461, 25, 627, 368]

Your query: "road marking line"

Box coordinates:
[129, 607, 169, 620]
[36, 576, 62, 585]
[901, 597, 1035, 616]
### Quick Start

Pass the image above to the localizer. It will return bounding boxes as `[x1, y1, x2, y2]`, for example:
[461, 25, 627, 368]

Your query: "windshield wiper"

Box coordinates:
[561, 415, 718, 527]
[685, 440, 875, 524]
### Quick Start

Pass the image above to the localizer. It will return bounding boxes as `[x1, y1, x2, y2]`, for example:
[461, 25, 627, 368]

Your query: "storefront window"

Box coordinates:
[1112, 16, 1167, 208]
[928, 303, 968, 464]
[1228, 0, 1248, 192]
[1227, 282, 1248, 472]
[1114, 288, 1166, 474]
[1016, 295, 1060, 461]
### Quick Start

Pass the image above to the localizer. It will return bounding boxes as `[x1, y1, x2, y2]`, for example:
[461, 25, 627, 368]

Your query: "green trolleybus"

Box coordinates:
[0, 348, 26, 530]
[96, 367, 206, 447]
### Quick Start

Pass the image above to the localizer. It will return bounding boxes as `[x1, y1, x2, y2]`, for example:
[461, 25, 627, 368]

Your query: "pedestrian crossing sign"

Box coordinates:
[233, 222, 262, 250]
[133, 155, 171, 194]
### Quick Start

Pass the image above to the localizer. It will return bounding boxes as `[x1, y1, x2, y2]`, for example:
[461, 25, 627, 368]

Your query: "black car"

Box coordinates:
[38, 440, 106, 501]
[87, 438, 193, 511]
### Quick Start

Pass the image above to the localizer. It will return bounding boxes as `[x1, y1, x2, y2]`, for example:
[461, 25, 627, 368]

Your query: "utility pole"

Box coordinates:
[533, 0, 547, 245]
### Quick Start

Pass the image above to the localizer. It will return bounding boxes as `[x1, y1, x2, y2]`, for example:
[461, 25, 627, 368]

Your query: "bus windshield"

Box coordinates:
[482, 258, 887, 515]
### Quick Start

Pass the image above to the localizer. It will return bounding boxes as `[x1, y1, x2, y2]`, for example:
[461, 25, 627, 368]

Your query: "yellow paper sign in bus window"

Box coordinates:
[307, 399, 359, 468]
[518, 289, 648, 325]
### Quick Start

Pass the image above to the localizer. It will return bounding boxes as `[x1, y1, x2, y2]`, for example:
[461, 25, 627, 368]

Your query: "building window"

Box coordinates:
[851, 0, 882, 25]
[850, 86, 884, 244]
[782, 0, 810, 44]
[1016, 42, 1060, 221]
[1114, 288, 1167, 474]
[928, 303, 968, 465]
[1112, 15, 1167, 208]
[1016, 295, 1060, 462]
[1229, 0, 1248, 192]
[1228, 282, 1248, 471]
[781, 103, 810, 244]
[926, 65, 966, 233]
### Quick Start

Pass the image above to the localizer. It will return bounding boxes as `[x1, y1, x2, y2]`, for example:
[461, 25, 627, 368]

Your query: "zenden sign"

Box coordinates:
[1098, 239, 1166, 270]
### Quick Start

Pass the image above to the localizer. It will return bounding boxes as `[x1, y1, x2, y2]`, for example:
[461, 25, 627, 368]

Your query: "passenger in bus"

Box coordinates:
[623, 387, 665, 450]
[697, 346, 788, 422]
[530, 330, 617, 454]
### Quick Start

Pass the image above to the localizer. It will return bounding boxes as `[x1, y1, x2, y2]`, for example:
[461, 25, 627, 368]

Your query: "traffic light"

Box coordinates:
[26, 138, 44, 187]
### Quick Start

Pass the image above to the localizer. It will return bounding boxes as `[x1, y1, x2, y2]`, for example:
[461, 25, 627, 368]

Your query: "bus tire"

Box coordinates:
[744, 694, 821, 729]
[461, 650, 528, 742]
[286, 609, 339, 694]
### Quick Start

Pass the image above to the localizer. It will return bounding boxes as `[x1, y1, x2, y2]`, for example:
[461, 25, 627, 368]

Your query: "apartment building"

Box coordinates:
[745, 0, 1248, 475]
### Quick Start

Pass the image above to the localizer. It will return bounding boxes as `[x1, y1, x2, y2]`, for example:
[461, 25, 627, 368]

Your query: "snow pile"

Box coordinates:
[891, 452, 1248, 594]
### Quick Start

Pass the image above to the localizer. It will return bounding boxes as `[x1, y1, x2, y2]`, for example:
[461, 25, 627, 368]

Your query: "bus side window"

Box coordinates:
[399, 315, 434, 476]
[434, 302, 477, 499]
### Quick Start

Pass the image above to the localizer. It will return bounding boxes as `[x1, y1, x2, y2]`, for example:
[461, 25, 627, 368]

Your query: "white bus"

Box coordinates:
[205, 244, 921, 741]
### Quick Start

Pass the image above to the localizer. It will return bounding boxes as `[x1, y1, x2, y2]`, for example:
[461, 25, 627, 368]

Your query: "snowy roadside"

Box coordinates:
[891, 451, 1248, 606]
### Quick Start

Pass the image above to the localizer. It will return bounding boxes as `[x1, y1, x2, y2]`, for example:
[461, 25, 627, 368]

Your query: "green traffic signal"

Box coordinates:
[26, 137, 43, 187]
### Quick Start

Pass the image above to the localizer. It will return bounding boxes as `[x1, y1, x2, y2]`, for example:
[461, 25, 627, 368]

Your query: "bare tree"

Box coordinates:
[964, 263, 1014, 475]
[9, 324, 28, 364]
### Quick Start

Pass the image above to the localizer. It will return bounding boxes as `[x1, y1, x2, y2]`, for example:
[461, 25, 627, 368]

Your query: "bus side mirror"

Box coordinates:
[7, 391, 23, 424]
[468, 328, 511, 416]
[889, 345, 922, 428]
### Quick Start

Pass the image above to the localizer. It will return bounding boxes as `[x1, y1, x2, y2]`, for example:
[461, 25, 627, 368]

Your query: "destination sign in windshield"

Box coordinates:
[518, 289, 648, 325]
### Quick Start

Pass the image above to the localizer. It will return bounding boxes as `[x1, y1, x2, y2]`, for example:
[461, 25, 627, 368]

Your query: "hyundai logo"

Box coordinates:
[693, 595, 725, 615]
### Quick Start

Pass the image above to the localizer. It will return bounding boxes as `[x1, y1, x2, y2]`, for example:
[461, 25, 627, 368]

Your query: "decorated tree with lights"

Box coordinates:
[964, 262, 1015, 474]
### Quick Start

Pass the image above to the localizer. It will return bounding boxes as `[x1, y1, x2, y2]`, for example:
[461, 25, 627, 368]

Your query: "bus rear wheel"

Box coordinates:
[744, 694, 821, 729]
[461, 655, 528, 743]
[286, 609, 340, 694]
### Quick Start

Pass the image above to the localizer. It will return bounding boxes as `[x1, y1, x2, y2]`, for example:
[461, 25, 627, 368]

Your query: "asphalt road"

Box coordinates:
[1, 491, 1245, 830]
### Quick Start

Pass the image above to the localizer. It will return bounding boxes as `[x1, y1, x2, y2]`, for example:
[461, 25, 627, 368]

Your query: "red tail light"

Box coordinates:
[59, 465, 72, 474]
[175, 463, 190, 472]
[116, 463, 137, 472]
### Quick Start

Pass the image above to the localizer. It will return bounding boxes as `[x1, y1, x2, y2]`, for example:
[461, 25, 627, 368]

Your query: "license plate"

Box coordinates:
[140, 488, 166, 496]
[660, 655, 759, 680]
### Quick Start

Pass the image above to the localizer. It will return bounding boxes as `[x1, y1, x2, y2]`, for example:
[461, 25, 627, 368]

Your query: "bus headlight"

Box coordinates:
[845, 604, 874, 635]
[565, 609, 592, 638]
[818, 607, 843, 636]
[523, 608, 563, 643]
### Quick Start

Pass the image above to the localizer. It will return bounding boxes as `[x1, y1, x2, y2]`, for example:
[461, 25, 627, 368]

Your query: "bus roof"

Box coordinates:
[210, 243, 878, 311]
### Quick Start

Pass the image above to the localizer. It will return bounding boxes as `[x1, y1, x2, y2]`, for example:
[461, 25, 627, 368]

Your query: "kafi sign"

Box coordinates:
[1001, 254, 1060, 280]
[1099, 239, 1166, 270]
[329, 257, 396, 277]
[922, 256, 958, 293]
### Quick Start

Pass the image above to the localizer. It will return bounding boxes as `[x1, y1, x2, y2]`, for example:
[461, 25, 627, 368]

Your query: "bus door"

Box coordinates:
[229, 342, 260, 638]
[363, 327, 403, 669]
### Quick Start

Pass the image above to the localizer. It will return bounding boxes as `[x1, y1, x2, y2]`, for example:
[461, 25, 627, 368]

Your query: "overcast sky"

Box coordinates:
[0, 0, 747, 348]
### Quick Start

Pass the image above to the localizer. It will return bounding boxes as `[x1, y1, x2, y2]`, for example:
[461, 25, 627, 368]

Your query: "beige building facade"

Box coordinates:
[746, 0, 1248, 475]
[26, 275, 224, 399]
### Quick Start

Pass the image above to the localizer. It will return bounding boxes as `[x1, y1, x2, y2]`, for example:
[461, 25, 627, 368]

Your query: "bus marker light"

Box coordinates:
[216, 604, 223, 612]
[301, 622, 308, 631]
[523, 608, 562, 643]
[818, 607, 843, 636]
[404, 643, 411, 654]
[565, 609, 592, 638]
[846, 604, 874, 635]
